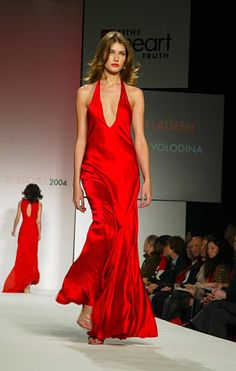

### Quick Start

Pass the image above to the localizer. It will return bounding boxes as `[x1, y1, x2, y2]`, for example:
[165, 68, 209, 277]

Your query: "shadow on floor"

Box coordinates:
[14, 316, 212, 371]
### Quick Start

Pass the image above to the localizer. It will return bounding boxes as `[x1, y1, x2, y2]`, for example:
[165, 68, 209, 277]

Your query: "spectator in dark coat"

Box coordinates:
[148, 236, 190, 317]
[161, 236, 204, 323]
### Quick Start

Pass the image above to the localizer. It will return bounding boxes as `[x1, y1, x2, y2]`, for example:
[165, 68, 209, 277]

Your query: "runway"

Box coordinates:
[0, 289, 235, 371]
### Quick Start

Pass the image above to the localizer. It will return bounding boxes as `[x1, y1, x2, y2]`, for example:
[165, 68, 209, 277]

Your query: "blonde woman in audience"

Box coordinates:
[141, 235, 162, 285]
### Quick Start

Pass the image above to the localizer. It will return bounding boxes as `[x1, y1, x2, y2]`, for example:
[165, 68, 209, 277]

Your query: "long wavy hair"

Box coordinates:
[22, 184, 43, 203]
[204, 236, 233, 278]
[84, 31, 140, 86]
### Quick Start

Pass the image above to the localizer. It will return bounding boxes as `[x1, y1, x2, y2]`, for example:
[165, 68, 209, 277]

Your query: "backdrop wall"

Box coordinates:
[0, 0, 83, 290]
[82, 0, 191, 88]
[144, 91, 224, 202]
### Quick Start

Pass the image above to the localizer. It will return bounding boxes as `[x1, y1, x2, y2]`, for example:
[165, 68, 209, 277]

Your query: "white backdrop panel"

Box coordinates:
[74, 200, 186, 264]
[0, 0, 83, 290]
[82, 0, 191, 88]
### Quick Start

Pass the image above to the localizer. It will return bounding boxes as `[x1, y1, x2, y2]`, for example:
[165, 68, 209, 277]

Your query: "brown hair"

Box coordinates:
[166, 236, 186, 256]
[84, 31, 140, 85]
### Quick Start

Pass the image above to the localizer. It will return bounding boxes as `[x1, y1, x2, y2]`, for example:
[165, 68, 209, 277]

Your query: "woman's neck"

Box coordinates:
[101, 71, 121, 85]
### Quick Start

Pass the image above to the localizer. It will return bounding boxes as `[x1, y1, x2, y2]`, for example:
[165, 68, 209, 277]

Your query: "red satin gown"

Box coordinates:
[56, 80, 158, 340]
[2, 199, 40, 292]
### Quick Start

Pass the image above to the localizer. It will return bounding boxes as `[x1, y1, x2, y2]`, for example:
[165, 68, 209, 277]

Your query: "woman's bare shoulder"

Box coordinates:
[124, 83, 144, 105]
[77, 83, 96, 96]
[125, 83, 143, 96]
[76, 83, 97, 104]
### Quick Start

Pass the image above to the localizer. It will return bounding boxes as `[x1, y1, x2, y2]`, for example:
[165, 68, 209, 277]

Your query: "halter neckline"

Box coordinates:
[98, 80, 123, 129]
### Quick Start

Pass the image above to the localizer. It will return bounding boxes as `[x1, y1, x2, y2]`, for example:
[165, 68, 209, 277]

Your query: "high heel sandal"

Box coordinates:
[88, 336, 104, 345]
[76, 313, 92, 331]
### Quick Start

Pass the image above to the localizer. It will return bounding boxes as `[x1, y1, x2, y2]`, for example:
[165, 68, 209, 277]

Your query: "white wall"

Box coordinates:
[0, 0, 83, 290]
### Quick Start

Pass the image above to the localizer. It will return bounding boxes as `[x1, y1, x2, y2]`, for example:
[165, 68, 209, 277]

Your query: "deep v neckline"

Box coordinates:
[99, 80, 122, 128]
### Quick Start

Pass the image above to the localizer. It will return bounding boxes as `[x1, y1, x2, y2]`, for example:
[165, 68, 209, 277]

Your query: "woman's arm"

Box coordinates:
[73, 86, 89, 212]
[213, 264, 231, 284]
[131, 88, 152, 208]
[36, 202, 42, 240]
[11, 201, 21, 236]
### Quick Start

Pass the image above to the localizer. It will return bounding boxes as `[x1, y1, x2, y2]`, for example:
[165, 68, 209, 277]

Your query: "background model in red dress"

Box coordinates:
[3, 184, 42, 293]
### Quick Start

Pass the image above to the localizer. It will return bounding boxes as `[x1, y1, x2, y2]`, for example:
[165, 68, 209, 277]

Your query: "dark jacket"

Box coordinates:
[225, 270, 236, 302]
[153, 254, 190, 290]
[140, 253, 161, 280]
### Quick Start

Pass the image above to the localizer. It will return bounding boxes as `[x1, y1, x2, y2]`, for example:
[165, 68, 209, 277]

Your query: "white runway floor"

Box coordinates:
[0, 290, 235, 371]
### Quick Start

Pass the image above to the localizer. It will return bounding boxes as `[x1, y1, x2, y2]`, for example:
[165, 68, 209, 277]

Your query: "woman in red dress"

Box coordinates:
[2, 184, 43, 293]
[56, 31, 158, 344]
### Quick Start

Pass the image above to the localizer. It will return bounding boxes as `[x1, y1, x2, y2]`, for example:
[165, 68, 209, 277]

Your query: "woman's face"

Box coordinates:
[104, 42, 126, 75]
[144, 241, 154, 256]
[207, 242, 219, 259]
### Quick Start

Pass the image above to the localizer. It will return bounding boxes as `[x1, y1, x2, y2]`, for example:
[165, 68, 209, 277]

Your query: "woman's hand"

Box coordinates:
[146, 283, 158, 294]
[211, 288, 226, 300]
[161, 286, 172, 292]
[11, 229, 16, 237]
[138, 181, 152, 208]
[73, 184, 86, 213]
[201, 293, 214, 305]
[185, 284, 197, 297]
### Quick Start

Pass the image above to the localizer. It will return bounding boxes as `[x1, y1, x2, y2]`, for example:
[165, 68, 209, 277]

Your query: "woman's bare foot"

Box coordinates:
[88, 336, 104, 345]
[77, 305, 93, 331]
[24, 285, 30, 293]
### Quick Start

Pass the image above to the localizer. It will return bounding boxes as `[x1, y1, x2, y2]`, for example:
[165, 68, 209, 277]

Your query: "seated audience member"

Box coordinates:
[224, 221, 236, 249]
[162, 236, 204, 323]
[144, 235, 170, 292]
[140, 235, 160, 284]
[190, 266, 236, 339]
[184, 236, 232, 318]
[149, 235, 170, 282]
[183, 236, 204, 283]
[148, 236, 190, 317]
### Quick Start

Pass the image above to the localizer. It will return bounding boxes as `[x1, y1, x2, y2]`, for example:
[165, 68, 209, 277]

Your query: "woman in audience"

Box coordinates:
[189, 236, 232, 296]
[140, 235, 160, 285]
[141, 235, 170, 286]
[190, 266, 236, 339]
